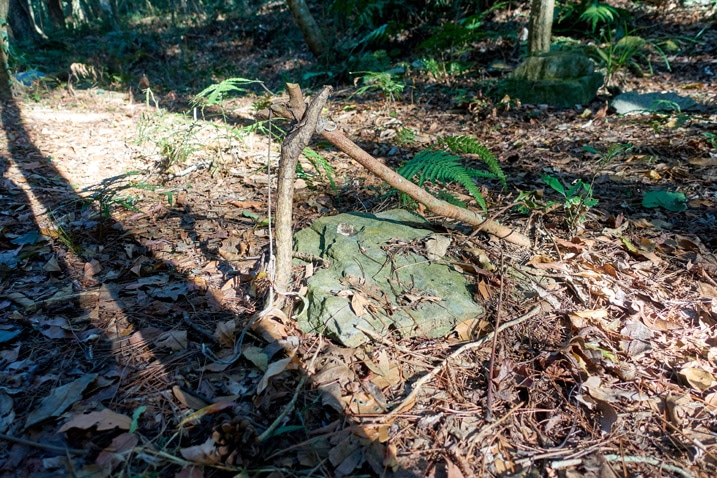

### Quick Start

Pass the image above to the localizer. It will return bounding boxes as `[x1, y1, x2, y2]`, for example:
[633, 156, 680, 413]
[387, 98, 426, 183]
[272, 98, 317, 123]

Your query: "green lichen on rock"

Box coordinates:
[293, 210, 485, 347]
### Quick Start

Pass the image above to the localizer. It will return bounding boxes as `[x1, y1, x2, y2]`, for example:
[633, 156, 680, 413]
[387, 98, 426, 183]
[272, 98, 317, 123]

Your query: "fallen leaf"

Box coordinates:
[59, 409, 132, 432]
[257, 358, 292, 394]
[180, 437, 222, 465]
[25, 373, 98, 429]
[95, 433, 139, 469]
[679, 366, 716, 392]
[155, 330, 188, 351]
[173, 385, 209, 411]
[351, 292, 370, 317]
[243, 346, 269, 372]
[0, 391, 15, 434]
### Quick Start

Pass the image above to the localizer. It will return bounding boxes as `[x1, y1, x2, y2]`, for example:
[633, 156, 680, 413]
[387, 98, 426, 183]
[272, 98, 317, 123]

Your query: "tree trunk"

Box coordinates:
[285, 0, 326, 58]
[527, 0, 554, 55]
[0, 0, 12, 99]
[46, 0, 65, 30]
[7, 0, 43, 43]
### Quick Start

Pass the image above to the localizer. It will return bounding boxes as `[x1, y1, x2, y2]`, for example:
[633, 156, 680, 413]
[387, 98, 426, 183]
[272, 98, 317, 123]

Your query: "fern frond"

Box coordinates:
[302, 147, 337, 193]
[398, 149, 488, 211]
[192, 78, 262, 108]
[440, 135, 506, 188]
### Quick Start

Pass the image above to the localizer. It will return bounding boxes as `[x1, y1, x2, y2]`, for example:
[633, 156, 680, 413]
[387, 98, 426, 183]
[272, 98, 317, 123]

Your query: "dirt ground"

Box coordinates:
[1, 1, 717, 477]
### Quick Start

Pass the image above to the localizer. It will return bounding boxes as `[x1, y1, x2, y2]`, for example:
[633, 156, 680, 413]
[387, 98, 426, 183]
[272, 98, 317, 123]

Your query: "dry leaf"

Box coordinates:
[180, 437, 222, 465]
[59, 409, 132, 432]
[26, 374, 98, 429]
[95, 432, 139, 468]
[156, 330, 188, 351]
[679, 366, 716, 392]
[257, 358, 293, 394]
[173, 385, 209, 410]
[351, 292, 370, 317]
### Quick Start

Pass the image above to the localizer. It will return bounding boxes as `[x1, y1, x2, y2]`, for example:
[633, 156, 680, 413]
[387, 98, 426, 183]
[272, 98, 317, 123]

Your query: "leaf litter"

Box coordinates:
[1, 5, 717, 478]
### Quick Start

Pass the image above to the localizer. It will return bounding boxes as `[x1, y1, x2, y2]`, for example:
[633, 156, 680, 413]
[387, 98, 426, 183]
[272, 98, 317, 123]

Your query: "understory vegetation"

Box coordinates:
[1, 1, 716, 477]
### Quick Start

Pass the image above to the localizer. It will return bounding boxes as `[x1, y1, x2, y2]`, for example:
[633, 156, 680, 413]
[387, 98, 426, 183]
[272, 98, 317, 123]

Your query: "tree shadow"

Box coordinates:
[0, 85, 426, 476]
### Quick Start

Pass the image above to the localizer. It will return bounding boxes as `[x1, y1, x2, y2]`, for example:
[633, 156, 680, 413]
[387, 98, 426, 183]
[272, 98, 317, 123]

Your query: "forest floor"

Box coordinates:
[1, 1, 717, 477]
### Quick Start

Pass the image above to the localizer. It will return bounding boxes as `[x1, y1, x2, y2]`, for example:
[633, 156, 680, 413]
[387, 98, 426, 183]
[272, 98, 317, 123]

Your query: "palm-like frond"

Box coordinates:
[398, 149, 490, 211]
[192, 78, 262, 108]
[439, 135, 507, 188]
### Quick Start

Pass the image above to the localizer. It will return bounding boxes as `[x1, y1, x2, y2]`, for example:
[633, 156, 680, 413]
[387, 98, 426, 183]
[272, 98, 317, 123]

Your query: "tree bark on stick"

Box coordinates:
[271, 85, 529, 248]
[319, 129, 530, 247]
[274, 84, 333, 303]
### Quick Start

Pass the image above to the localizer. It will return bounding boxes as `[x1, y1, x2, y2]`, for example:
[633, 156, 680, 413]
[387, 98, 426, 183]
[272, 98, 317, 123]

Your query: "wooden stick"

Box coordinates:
[269, 87, 530, 248]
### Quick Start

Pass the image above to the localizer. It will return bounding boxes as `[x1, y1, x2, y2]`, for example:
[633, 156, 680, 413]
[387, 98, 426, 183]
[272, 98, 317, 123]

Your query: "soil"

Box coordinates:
[1, 1, 716, 477]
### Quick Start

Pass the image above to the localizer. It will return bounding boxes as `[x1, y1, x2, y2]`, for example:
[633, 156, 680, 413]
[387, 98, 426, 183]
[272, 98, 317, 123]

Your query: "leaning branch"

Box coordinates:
[320, 128, 530, 247]
[269, 84, 530, 248]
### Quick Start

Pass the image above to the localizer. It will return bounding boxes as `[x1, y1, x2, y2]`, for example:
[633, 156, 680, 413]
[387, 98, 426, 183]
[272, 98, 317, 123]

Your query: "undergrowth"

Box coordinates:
[397, 135, 505, 212]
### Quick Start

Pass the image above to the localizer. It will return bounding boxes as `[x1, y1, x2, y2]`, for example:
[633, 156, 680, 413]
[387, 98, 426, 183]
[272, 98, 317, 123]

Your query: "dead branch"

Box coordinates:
[269, 85, 530, 248]
[273, 84, 333, 303]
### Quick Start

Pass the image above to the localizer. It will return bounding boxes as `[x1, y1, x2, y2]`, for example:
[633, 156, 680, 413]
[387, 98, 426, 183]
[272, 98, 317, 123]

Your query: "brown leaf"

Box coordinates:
[257, 358, 293, 394]
[59, 409, 132, 432]
[25, 374, 98, 429]
[95, 432, 139, 469]
[351, 292, 370, 317]
[180, 437, 222, 465]
[156, 330, 188, 351]
[173, 385, 209, 411]
[679, 366, 716, 392]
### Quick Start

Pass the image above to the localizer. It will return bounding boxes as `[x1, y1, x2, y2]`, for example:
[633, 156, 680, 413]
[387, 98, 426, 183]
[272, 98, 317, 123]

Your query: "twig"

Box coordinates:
[257, 336, 322, 442]
[355, 324, 441, 363]
[384, 304, 543, 418]
[485, 252, 505, 420]
[603, 455, 693, 478]
[0, 432, 87, 455]
[169, 160, 211, 178]
[268, 93, 530, 248]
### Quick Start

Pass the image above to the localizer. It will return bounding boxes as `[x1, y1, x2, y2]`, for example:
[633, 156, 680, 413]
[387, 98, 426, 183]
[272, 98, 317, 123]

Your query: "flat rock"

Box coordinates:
[293, 210, 485, 347]
[611, 91, 699, 115]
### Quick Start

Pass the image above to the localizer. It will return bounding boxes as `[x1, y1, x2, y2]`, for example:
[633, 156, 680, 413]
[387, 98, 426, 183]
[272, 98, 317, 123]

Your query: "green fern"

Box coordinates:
[397, 136, 505, 212]
[192, 78, 263, 109]
[302, 147, 337, 193]
[439, 135, 507, 188]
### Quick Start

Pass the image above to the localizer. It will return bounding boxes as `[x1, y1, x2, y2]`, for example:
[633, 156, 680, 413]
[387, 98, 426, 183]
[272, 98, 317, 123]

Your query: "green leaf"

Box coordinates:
[130, 406, 147, 434]
[642, 190, 687, 212]
[582, 145, 600, 155]
[541, 175, 566, 196]
[620, 236, 638, 253]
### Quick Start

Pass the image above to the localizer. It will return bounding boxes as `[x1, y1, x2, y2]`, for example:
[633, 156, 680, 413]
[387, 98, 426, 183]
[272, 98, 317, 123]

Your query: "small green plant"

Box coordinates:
[193, 78, 338, 190]
[300, 147, 337, 193]
[579, 2, 620, 32]
[350, 69, 405, 102]
[583, 142, 633, 165]
[588, 25, 671, 86]
[541, 175, 598, 229]
[518, 143, 632, 229]
[85, 171, 150, 218]
[395, 127, 416, 146]
[192, 77, 265, 110]
[396, 135, 505, 212]
[703, 132, 717, 149]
